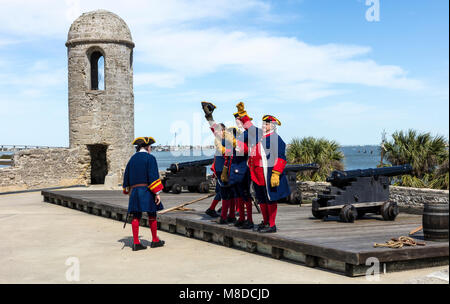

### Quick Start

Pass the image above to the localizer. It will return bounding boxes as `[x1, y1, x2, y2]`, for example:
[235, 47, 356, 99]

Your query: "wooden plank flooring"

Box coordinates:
[41, 189, 449, 276]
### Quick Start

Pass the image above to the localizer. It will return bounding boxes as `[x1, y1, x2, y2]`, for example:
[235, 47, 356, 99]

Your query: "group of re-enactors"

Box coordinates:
[122, 101, 290, 251]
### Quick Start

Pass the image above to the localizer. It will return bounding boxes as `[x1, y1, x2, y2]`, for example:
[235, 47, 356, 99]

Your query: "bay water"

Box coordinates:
[0, 145, 383, 171]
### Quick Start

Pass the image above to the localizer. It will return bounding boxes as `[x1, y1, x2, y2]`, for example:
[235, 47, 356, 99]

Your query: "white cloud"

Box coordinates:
[136, 29, 424, 101]
[0, 0, 427, 103]
[0, 38, 19, 47]
[0, 0, 269, 37]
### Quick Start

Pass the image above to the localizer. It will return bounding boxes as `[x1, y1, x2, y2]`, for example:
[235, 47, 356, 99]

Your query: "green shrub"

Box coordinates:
[287, 137, 344, 182]
[383, 129, 449, 189]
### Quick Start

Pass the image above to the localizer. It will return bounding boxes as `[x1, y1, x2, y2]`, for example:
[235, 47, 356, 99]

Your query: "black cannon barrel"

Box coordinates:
[285, 163, 319, 172]
[327, 164, 413, 183]
[169, 158, 214, 173]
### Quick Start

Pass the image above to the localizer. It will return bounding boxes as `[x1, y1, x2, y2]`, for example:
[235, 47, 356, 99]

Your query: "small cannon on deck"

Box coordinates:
[312, 164, 413, 222]
[162, 158, 214, 194]
[280, 163, 320, 204]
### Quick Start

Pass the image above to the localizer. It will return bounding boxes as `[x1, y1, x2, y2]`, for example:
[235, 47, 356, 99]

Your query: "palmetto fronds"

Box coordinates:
[287, 137, 344, 182]
[384, 129, 449, 189]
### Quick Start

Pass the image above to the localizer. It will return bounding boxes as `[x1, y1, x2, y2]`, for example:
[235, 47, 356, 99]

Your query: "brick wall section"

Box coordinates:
[297, 181, 449, 214]
[0, 148, 90, 192]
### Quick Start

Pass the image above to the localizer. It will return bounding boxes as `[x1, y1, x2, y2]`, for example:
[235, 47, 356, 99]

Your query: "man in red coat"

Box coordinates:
[234, 102, 290, 233]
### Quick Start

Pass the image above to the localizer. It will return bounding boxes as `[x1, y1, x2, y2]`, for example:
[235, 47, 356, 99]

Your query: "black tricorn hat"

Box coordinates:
[132, 137, 156, 146]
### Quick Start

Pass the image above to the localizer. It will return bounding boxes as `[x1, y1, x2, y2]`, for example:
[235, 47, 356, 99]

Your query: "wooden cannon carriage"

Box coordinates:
[312, 164, 413, 222]
[162, 158, 214, 194]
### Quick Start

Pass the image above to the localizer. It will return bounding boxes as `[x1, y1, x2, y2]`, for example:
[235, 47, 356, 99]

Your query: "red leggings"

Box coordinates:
[131, 215, 159, 244]
[259, 202, 277, 227]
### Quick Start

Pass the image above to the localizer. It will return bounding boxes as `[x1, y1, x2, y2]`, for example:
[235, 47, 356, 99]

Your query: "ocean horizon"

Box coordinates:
[0, 145, 383, 171]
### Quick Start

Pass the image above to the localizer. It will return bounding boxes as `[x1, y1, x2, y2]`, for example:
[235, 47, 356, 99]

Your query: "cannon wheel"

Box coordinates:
[198, 182, 209, 193]
[161, 179, 170, 193]
[287, 190, 302, 205]
[380, 201, 399, 221]
[312, 198, 326, 219]
[339, 205, 358, 223]
[172, 184, 182, 194]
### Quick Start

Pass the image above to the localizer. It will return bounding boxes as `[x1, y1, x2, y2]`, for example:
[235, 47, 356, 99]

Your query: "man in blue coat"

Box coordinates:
[202, 102, 246, 225]
[123, 137, 165, 251]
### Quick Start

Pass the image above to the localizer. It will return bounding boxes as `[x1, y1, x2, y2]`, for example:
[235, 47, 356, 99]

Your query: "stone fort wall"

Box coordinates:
[0, 148, 90, 192]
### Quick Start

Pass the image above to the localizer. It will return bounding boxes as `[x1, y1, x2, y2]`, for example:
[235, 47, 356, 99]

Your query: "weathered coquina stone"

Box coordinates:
[0, 10, 135, 192]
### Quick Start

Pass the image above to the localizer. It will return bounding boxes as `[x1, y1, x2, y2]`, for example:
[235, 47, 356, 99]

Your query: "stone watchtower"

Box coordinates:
[66, 10, 134, 185]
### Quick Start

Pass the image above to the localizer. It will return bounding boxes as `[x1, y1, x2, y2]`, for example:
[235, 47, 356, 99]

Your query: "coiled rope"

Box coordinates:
[373, 236, 426, 248]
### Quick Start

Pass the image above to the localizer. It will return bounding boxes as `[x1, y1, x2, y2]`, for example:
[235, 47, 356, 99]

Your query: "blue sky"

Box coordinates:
[0, 0, 448, 147]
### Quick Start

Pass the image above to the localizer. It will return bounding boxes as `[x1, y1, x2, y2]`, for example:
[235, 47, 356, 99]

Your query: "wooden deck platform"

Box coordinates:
[41, 190, 448, 277]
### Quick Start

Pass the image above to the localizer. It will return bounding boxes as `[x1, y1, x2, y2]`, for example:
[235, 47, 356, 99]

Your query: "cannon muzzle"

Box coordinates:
[285, 163, 320, 173]
[169, 158, 214, 173]
[327, 164, 413, 184]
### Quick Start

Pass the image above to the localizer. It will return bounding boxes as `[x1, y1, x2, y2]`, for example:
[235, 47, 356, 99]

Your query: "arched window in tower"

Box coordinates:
[90, 51, 105, 90]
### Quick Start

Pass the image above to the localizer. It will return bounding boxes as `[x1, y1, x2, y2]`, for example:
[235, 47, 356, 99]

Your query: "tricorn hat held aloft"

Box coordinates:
[132, 137, 156, 146]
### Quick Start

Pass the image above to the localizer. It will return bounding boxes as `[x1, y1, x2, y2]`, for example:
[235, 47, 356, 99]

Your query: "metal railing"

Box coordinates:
[0, 145, 66, 152]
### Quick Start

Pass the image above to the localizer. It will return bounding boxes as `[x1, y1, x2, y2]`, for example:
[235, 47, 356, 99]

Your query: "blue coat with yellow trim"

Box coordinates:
[123, 151, 164, 213]
[217, 133, 249, 187]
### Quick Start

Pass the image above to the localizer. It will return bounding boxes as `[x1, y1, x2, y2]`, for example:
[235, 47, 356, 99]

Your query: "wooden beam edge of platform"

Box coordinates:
[41, 190, 449, 277]
[172, 215, 359, 265]
[42, 190, 360, 265]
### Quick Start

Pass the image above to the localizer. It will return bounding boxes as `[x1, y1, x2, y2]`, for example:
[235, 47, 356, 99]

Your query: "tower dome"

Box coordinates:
[66, 10, 134, 48]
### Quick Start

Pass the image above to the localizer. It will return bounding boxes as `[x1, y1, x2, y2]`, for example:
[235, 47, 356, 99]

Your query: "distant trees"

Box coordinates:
[286, 137, 344, 182]
[286, 130, 449, 190]
[383, 129, 449, 190]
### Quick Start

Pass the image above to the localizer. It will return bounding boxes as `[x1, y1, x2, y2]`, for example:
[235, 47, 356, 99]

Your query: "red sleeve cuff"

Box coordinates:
[273, 158, 287, 173]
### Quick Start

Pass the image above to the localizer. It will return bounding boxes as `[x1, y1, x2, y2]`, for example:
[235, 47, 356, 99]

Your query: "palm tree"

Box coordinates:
[429, 156, 449, 190]
[383, 129, 448, 189]
[287, 137, 344, 181]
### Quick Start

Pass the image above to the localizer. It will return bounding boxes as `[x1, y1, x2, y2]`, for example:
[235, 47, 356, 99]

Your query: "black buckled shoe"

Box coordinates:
[255, 221, 268, 232]
[150, 240, 165, 248]
[227, 217, 236, 224]
[238, 220, 254, 229]
[259, 225, 277, 233]
[205, 208, 219, 218]
[234, 220, 245, 227]
[132, 243, 147, 251]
